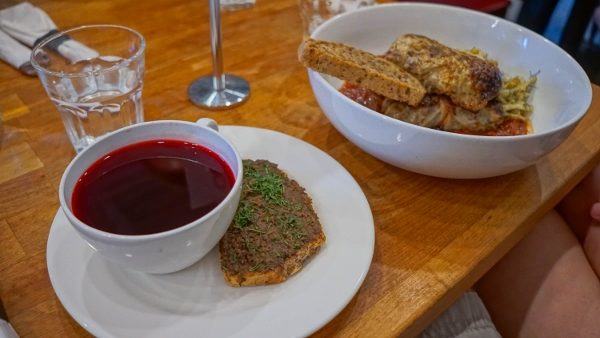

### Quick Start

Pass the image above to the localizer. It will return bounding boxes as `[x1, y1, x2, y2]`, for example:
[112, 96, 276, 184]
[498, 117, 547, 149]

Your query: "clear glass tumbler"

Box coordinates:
[31, 25, 145, 152]
[299, 0, 375, 36]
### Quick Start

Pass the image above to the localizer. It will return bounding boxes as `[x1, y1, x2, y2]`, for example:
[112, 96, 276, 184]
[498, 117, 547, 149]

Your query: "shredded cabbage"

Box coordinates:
[497, 75, 537, 120]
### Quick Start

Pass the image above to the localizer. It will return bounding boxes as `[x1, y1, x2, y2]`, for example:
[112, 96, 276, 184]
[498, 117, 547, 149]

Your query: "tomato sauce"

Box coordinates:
[457, 119, 528, 136]
[339, 82, 384, 112]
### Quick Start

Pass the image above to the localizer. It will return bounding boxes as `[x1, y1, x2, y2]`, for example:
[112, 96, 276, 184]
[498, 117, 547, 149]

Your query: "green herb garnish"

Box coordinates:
[277, 214, 301, 228]
[233, 201, 254, 229]
[276, 214, 306, 248]
[246, 227, 267, 234]
[249, 263, 265, 272]
[243, 236, 257, 253]
[229, 252, 238, 265]
[245, 164, 287, 206]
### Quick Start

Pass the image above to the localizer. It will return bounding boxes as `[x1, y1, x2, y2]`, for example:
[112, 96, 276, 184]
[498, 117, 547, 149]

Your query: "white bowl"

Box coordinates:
[58, 119, 243, 274]
[308, 3, 592, 179]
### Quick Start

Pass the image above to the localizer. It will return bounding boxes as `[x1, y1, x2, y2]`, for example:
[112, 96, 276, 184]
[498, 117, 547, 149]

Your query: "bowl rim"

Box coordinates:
[310, 2, 593, 142]
[58, 120, 244, 243]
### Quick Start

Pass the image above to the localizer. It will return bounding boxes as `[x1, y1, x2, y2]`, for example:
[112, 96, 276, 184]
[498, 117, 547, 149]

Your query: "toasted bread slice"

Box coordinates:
[222, 231, 325, 286]
[299, 38, 426, 106]
[219, 160, 326, 287]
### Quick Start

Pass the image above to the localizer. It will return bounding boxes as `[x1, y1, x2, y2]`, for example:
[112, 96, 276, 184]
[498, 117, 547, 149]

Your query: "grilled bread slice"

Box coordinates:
[385, 34, 502, 111]
[299, 38, 426, 106]
[219, 160, 326, 287]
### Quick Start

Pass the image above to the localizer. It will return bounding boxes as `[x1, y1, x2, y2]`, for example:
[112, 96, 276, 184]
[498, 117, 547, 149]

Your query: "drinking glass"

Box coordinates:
[31, 25, 145, 152]
[299, 0, 375, 36]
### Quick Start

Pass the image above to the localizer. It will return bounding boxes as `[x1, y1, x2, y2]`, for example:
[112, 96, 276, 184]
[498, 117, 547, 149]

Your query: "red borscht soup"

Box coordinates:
[71, 139, 235, 235]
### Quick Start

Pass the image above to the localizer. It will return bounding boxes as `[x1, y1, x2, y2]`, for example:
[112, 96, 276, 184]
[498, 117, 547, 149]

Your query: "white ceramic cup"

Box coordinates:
[58, 119, 243, 274]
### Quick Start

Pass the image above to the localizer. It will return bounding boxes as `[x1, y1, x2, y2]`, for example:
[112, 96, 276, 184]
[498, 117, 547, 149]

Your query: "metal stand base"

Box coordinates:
[188, 74, 250, 110]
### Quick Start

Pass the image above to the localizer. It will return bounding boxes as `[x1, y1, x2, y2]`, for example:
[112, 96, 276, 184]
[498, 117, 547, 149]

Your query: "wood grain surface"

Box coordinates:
[1, 0, 599, 337]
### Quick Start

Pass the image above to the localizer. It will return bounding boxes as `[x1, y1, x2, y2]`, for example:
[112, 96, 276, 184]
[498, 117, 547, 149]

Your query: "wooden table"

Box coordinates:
[1, 1, 599, 337]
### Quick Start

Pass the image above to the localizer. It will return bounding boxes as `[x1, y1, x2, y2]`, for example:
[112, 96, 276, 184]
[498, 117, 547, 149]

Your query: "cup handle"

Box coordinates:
[196, 118, 219, 132]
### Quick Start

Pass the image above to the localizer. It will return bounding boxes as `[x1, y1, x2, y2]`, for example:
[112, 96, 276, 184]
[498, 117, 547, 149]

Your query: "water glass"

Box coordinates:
[31, 25, 145, 152]
[299, 0, 375, 36]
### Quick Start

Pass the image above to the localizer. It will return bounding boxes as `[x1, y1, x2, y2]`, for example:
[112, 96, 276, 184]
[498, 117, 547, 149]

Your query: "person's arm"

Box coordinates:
[557, 164, 600, 277]
[476, 211, 600, 337]
[556, 166, 599, 239]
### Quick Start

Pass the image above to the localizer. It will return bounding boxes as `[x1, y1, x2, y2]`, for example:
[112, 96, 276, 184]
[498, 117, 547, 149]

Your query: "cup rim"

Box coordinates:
[58, 120, 243, 243]
[30, 24, 146, 79]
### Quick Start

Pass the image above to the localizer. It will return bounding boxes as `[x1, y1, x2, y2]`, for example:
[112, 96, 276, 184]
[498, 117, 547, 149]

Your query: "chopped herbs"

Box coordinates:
[233, 201, 255, 229]
[249, 263, 266, 272]
[229, 252, 238, 264]
[246, 227, 267, 234]
[243, 236, 257, 253]
[245, 163, 288, 206]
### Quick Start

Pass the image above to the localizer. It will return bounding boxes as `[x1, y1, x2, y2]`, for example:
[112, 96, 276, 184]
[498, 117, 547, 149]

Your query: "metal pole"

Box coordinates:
[209, 0, 225, 91]
[187, 0, 250, 109]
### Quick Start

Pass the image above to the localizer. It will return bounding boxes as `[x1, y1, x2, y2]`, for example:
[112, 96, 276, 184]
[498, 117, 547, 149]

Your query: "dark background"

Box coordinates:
[510, 0, 600, 84]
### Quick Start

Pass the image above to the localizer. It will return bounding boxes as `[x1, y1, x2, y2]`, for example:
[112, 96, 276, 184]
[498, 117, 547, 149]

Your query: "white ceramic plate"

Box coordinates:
[47, 126, 374, 338]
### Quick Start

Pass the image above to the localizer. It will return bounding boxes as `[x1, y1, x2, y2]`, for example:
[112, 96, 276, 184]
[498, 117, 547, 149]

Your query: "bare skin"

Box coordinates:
[557, 166, 600, 276]
[476, 165, 600, 338]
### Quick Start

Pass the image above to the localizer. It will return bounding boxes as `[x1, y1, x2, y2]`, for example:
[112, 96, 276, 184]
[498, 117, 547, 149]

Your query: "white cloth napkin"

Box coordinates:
[0, 2, 98, 64]
[0, 29, 32, 72]
[0, 321, 18, 338]
[0, 300, 18, 338]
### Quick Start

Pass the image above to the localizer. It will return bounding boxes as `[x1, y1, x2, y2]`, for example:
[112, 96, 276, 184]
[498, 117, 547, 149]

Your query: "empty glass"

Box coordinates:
[31, 25, 145, 152]
[299, 0, 375, 36]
